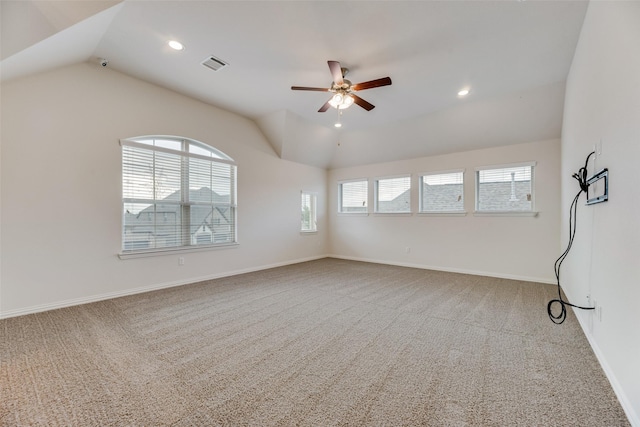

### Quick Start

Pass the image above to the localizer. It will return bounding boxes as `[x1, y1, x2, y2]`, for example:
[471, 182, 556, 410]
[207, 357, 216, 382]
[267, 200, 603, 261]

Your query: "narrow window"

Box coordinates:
[339, 180, 368, 213]
[301, 192, 317, 232]
[375, 176, 411, 213]
[419, 171, 465, 213]
[121, 136, 237, 253]
[476, 163, 535, 212]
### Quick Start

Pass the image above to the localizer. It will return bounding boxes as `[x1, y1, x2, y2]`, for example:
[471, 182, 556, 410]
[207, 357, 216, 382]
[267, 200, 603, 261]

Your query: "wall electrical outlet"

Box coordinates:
[178, 257, 185, 266]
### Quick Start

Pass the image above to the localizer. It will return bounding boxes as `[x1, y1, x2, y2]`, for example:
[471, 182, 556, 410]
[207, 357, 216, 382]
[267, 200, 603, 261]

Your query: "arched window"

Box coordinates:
[120, 136, 237, 254]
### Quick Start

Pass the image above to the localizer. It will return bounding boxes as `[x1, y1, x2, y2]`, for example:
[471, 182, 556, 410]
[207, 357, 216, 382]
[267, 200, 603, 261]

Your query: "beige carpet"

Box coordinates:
[0, 258, 630, 426]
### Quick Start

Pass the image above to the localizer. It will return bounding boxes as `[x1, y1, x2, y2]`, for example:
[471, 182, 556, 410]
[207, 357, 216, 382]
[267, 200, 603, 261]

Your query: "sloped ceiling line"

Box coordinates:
[2, 1, 588, 170]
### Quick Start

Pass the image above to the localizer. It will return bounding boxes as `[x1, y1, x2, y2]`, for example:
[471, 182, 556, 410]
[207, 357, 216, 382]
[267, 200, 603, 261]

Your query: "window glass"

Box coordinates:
[154, 138, 182, 151]
[476, 164, 533, 212]
[375, 176, 411, 213]
[339, 180, 368, 213]
[420, 171, 464, 212]
[121, 136, 236, 253]
[188, 140, 229, 159]
[301, 192, 317, 232]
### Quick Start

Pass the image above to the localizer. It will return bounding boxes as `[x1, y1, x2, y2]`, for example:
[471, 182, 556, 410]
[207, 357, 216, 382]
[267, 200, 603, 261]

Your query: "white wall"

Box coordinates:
[328, 139, 561, 283]
[561, 2, 640, 424]
[0, 62, 327, 317]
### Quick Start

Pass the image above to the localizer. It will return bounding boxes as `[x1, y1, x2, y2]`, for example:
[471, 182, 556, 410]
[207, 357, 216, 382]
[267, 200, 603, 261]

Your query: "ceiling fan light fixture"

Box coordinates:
[329, 92, 354, 109]
[343, 95, 354, 108]
[291, 60, 390, 113]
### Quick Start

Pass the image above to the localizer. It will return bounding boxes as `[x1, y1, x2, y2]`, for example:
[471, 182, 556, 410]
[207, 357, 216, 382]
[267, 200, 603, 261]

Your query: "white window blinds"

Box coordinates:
[375, 176, 411, 213]
[476, 163, 534, 212]
[420, 171, 464, 213]
[121, 137, 237, 252]
[339, 180, 368, 213]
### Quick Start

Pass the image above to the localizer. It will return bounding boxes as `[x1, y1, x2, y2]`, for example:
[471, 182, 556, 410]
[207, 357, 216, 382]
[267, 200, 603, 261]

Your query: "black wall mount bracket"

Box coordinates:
[586, 168, 609, 205]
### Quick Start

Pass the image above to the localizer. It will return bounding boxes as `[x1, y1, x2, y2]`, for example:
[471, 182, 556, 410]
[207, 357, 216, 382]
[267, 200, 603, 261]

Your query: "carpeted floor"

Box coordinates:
[0, 258, 630, 426]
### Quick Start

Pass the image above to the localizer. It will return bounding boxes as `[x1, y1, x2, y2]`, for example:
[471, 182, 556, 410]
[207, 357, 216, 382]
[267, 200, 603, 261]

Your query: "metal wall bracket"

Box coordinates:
[586, 168, 608, 205]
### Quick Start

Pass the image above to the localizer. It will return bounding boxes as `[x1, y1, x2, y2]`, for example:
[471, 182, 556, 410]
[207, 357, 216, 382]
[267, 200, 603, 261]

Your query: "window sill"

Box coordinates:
[417, 211, 467, 217]
[473, 211, 538, 217]
[300, 230, 318, 235]
[118, 243, 239, 259]
[373, 212, 412, 217]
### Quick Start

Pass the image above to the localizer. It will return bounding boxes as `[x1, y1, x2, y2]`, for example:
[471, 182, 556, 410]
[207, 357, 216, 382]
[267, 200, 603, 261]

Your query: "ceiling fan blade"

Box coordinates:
[351, 77, 392, 91]
[328, 60, 344, 86]
[351, 94, 375, 111]
[291, 86, 330, 91]
[318, 98, 332, 112]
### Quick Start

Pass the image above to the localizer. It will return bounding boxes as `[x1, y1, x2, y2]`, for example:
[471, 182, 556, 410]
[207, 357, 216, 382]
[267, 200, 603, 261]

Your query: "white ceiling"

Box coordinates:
[1, 0, 589, 169]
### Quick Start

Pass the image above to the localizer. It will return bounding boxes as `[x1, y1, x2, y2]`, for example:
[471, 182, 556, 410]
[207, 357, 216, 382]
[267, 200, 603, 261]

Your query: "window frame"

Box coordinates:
[373, 174, 412, 214]
[474, 161, 537, 216]
[338, 178, 369, 215]
[119, 135, 238, 258]
[418, 169, 466, 215]
[301, 191, 318, 233]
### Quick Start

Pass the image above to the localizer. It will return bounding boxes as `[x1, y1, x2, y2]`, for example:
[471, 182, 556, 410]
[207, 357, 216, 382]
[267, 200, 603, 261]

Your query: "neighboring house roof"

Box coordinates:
[422, 183, 464, 211]
[477, 181, 531, 211]
[377, 181, 531, 212]
[377, 189, 411, 212]
[125, 187, 231, 235]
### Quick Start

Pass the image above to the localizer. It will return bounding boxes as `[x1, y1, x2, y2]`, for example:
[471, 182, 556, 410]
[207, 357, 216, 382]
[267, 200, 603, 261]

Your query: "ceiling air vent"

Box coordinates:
[202, 56, 228, 72]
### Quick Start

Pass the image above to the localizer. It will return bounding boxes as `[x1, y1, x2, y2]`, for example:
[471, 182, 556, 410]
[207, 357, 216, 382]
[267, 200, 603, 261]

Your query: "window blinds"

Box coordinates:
[476, 164, 533, 212]
[375, 176, 411, 213]
[420, 171, 464, 212]
[339, 180, 368, 213]
[121, 138, 236, 252]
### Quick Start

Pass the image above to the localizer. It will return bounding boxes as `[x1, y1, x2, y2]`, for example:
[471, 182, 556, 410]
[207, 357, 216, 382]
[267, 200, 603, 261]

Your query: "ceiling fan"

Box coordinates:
[291, 60, 392, 112]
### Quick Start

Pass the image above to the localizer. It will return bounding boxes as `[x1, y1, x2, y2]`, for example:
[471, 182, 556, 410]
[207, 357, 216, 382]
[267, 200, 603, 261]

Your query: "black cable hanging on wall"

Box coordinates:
[547, 152, 597, 324]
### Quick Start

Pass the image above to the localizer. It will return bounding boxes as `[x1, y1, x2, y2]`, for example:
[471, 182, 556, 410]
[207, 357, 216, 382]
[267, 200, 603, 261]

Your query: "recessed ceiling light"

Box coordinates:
[168, 40, 185, 51]
[457, 88, 470, 97]
[334, 122, 342, 128]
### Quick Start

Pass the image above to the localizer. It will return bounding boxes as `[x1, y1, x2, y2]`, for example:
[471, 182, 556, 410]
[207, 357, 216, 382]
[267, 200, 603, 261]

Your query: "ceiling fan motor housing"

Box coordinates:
[331, 79, 352, 92]
[291, 60, 391, 112]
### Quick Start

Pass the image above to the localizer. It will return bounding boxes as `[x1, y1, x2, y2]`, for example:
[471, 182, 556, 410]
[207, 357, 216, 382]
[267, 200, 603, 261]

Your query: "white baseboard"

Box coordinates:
[0, 254, 553, 319]
[327, 254, 556, 284]
[0, 255, 328, 320]
[572, 308, 639, 427]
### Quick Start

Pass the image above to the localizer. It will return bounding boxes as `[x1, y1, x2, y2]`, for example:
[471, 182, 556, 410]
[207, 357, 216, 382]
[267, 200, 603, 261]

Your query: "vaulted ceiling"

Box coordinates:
[1, 0, 589, 169]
